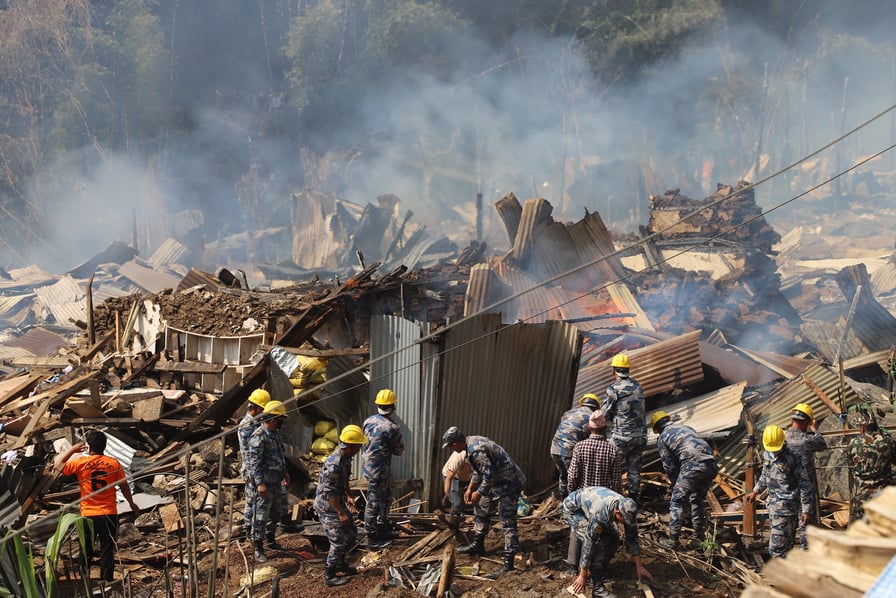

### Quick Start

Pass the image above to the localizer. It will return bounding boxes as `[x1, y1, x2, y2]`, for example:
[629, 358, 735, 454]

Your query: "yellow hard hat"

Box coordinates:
[375, 388, 397, 406]
[611, 353, 630, 369]
[339, 424, 368, 445]
[248, 388, 271, 408]
[762, 425, 786, 452]
[792, 403, 813, 421]
[650, 411, 671, 432]
[579, 393, 600, 408]
[263, 401, 287, 417]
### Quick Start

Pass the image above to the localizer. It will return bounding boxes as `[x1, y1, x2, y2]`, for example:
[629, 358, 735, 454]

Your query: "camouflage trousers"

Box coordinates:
[551, 453, 572, 497]
[472, 481, 522, 553]
[252, 481, 285, 542]
[242, 473, 257, 529]
[669, 459, 718, 539]
[851, 478, 888, 522]
[566, 514, 619, 582]
[315, 500, 358, 567]
[364, 477, 392, 537]
[767, 502, 799, 558]
[611, 436, 646, 499]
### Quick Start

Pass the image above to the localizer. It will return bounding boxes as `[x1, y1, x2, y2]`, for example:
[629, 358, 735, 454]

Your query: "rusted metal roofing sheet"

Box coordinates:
[575, 330, 704, 399]
[697, 341, 781, 387]
[4, 327, 71, 357]
[730, 346, 816, 379]
[799, 319, 864, 362]
[843, 348, 890, 372]
[291, 191, 350, 270]
[646, 382, 747, 445]
[435, 314, 582, 493]
[0, 294, 33, 328]
[147, 238, 190, 268]
[362, 316, 436, 496]
[176, 269, 221, 293]
[118, 260, 181, 294]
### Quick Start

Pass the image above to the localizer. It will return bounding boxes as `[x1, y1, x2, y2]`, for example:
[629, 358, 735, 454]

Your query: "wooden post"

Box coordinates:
[437, 544, 455, 598]
[741, 404, 758, 542]
[86, 272, 95, 347]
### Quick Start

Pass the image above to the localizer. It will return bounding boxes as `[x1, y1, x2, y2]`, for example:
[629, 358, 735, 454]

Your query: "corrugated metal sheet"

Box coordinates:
[291, 191, 350, 270]
[362, 316, 435, 496]
[0, 294, 33, 328]
[176, 269, 221, 293]
[0, 265, 55, 292]
[33, 275, 83, 306]
[799, 319, 864, 362]
[871, 260, 896, 297]
[646, 382, 746, 446]
[843, 348, 890, 372]
[0, 346, 35, 360]
[697, 341, 781, 386]
[147, 238, 190, 268]
[4, 328, 71, 357]
[575, 330, 704, 399]
[730, 346, 816, 379]
[436, 314, 582, 493]
[118, 260, 181, 294]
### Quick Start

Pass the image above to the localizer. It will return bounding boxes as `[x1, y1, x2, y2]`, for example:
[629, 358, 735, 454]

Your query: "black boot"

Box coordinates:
[253, 541, 267, 563]
[324, 566, 349, 587]
[485, 551, 515, 579]
[335, 561, 357, 575]
[267, 532, 282, 551]
[592, 581, 618, 598]
[458, 534, 486, 555]
[659, 534, 679, 549]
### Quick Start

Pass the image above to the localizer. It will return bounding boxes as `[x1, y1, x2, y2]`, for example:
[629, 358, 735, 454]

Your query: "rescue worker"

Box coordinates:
[441, 448, 472, 519]
[651, 410, 719, 548]
[847, 412, 895, 521]
[247, 400, 289, 563]
[315, 424, 367, 587]
[601, 353, 646, 501]
[562, 486, 652, 598]
[238, 388, 270, 534]
[362, 388, 404, 549]
[442, 426, 525, 579]
[785, 402, 828, 549]
[564, 410, 623, 572]
[745, 425, 813, 559]
[551, 393, 601, 498]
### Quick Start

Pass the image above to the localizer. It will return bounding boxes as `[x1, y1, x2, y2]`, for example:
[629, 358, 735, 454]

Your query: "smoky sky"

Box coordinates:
[10, 2, 896, 273]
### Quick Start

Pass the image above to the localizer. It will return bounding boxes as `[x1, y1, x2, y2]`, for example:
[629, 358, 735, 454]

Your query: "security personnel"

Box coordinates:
[315, 424, 367, 587]
[551, 393, 600, 498]
[247, 400, 289, 563]
[562, 486, 652, 598]
[602, 353, 647, 501]
[239, 388, 270, 534]
[651, 411, 719, 548]
[848, 412, 895, 521]
[785, 402, 828, 549]
[442, 426, 524, 579]
[362, 388, 404, 549]
[745, 425, 813, 558]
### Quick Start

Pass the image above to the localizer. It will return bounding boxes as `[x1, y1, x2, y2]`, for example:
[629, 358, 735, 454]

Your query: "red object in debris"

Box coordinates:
[297, 550, 316, 560]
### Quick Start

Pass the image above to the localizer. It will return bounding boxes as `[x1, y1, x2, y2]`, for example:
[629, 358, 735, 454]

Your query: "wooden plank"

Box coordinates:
[14, 371, 99, 448]
[153, 360, 225, 374]
[131, 394, 165, 422]
[0, 372, 46, 411]
[64, 398, 106, 419]
[806, 525, 896, 576]
[437, 544, 455, 598]
[159, 503, 183, 533]
[760, 549, 870, 596]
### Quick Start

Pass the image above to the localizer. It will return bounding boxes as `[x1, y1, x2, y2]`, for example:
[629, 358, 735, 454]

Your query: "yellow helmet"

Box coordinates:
[579, 393, 600, 408]
[762, 425, 786, 452]
[375, 388, 397, 406]
[263, 401, 287, 417]
[248, 388, 271, 408]
[611, 353, 630, 369]
[650, 410, 671, 432]
[792, 403, 813, 421]
[339, 424, 368, 445]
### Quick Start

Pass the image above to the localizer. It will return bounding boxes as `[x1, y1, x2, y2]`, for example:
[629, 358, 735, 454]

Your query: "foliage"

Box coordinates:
[0, 531, 40, 598]
[44, 513, 93, 596]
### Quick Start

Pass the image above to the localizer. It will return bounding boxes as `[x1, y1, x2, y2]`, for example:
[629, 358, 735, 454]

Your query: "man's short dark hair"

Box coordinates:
[85, 430, 107, 454]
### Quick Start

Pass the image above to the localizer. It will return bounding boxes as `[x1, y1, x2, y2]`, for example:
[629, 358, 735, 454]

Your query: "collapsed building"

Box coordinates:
[0, 181, 895, 596]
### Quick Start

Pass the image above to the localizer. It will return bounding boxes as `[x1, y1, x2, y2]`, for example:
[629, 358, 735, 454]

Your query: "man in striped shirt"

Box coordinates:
[564, 411, 624, 572]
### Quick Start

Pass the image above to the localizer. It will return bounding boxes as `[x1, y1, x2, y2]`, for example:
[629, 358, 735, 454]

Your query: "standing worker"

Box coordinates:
[238, 388, 270, 536]
[315, 424, 367, 587]
[650, 410, 719, 548]
[785, 402, 828, 549]
[602, 353, 647, 502]
[53, 430, 141, 582]
[564, 410, 623, 573]
[551, 393, 601, 498]
[562, 486, 652, 598]
[247, 400, 290, 563]
[745, 425, 813, 558]
[847, 412, 895, 521]
[442, 426, 525, 579]
[362, 388, 404, 549]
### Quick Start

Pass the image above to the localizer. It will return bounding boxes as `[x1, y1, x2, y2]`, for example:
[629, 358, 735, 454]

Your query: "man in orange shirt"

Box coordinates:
[54, 430, 141, 582]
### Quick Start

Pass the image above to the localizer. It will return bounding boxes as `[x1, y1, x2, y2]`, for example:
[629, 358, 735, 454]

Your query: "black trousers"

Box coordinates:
[85, 514, 119, 581]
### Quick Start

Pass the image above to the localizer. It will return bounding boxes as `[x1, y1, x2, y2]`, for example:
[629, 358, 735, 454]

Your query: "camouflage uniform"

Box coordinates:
[602, 376, 647, 499]
[247, 424, 286, 542]
[362, 413, 404, 539]
[467, 435, 525, 555]
[784, 426, 827, 549]
[848, 429, 895, 521]
[314, 448, 358, 567]
[657, 423, 718, 541]
[753, 445, 813, 558]
[550, 406, 593, 497]
[238, 411, 261, 529]
[562, 487, 640, 586]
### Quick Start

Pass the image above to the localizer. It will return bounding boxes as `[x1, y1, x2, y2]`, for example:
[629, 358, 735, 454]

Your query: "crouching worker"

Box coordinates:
[315, 425, 367, 587]
[562, 486, 652, 598]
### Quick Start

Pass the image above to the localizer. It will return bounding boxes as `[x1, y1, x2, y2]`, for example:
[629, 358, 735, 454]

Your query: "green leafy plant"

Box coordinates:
[44, 513, 93, 596]
[1, 531, 40, 598]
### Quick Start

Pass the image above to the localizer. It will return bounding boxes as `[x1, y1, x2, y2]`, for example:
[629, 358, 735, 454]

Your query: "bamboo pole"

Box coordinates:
[206, 440, 226, 598]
